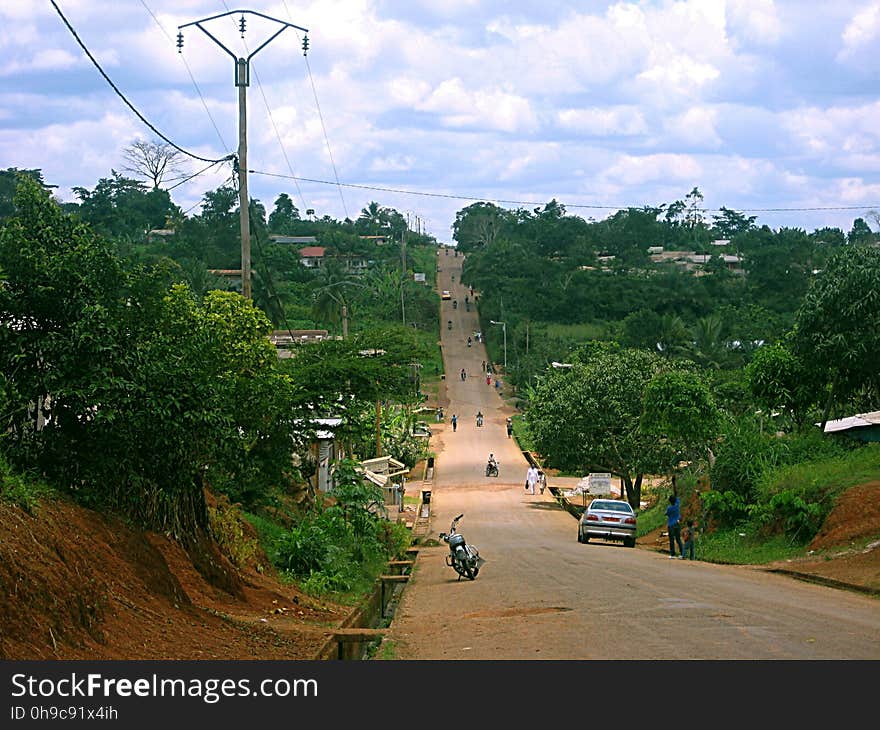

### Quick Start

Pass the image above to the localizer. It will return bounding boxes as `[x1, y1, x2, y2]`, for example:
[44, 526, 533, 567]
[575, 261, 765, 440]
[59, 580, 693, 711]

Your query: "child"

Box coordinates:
[681, 519, 696, 560]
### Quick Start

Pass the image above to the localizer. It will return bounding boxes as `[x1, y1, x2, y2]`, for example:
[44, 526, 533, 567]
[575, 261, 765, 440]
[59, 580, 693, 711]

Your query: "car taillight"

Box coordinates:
[586, 514, 599, 521]
[623, 517, 635, 524]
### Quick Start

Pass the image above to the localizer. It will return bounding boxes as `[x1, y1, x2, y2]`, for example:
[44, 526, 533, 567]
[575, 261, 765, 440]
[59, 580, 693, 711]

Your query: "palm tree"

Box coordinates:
[656, 314, 690, 358]
[692, 314, 728, 369]
[311, 259, 364, 337]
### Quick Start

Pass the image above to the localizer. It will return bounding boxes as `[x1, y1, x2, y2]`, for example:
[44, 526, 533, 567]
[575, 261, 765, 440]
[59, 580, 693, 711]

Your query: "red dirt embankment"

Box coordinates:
[0, 495, 347, 660]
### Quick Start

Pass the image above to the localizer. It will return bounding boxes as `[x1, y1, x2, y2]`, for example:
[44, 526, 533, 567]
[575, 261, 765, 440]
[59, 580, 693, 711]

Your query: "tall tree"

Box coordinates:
[793, 245, 880, 427]
[122, 139, 187, 189]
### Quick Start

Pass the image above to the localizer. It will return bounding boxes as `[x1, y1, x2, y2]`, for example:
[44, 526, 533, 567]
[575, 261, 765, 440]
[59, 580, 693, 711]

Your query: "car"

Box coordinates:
[441, 290, 452, 300]
[577, 498, 637, 547]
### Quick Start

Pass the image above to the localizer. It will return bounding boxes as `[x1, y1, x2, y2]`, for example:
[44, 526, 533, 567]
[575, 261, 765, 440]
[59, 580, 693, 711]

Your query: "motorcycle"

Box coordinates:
[485, 459, 499, 477]
[439, 514, 484, 581]
[453, 300, 458, 309]
[448, 320, 452, 330]
[476, 413, 483, 427]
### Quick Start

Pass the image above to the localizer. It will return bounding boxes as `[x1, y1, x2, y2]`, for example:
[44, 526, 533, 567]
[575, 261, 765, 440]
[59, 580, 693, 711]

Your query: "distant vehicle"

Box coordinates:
[578, 499, 637, 548]
[441, 290, 452, 300]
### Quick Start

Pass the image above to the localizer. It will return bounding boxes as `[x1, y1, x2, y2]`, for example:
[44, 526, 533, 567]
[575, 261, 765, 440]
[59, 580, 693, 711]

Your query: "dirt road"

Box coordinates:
[385, 253, 880, 660]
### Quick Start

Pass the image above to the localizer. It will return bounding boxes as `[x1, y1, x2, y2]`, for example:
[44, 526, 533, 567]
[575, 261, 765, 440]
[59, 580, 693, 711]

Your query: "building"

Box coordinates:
[269, 235, 318, 245]
[298, 246, 326, 268]
[821, 411, 880, 443]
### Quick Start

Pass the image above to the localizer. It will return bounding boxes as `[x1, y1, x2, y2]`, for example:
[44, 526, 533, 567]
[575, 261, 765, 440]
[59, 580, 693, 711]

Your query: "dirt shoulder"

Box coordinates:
[637, 480, 880, 596]
[0, 496, 350, 660]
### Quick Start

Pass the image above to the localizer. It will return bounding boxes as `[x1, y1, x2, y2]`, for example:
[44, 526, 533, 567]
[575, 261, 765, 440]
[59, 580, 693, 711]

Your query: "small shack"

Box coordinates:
[821, 411, 880, 443]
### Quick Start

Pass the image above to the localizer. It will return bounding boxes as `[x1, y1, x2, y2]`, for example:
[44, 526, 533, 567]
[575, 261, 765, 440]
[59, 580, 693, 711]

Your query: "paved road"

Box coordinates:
[386, 252, 880, 659]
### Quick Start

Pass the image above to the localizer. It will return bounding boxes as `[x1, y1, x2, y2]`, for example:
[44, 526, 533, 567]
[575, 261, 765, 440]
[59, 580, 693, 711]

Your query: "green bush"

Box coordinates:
[273, 459, 412, 596]
[0, 454, 48, 513]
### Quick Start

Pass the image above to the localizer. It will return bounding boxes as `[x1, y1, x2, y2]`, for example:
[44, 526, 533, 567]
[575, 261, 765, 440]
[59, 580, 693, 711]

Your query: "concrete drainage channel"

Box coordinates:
[313, 490, 431, 661]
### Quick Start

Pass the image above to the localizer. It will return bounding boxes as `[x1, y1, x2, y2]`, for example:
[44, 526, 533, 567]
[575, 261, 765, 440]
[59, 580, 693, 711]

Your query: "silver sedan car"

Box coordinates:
[577, 499, 637, 548]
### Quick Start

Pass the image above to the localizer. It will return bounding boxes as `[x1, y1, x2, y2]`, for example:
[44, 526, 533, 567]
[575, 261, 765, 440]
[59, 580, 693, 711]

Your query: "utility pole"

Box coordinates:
[178, 9, 308, 300]
[401, 226, 407, 326]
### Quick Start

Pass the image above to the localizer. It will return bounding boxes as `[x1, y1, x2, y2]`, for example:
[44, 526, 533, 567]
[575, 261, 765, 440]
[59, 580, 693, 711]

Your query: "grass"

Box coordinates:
[695, 528, 808, 565]
[756, 442, 880, 501]
[0, 456, 50, 513]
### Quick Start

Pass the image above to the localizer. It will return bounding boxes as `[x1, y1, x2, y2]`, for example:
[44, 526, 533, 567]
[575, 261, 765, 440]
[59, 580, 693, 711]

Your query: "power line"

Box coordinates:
[278, 1, 348, 219]
[50, 0, 233, 166]
[247, 169, 880, 215]
[218, 1, 310, 215]
[138, 0, 230, 153]
[300, 37, 349, 219]
[166, 159, 228, 192]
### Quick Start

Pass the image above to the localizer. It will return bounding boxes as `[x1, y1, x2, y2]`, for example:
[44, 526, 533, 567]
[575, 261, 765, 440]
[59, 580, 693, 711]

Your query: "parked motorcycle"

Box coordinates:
[439, 514, 484, 581]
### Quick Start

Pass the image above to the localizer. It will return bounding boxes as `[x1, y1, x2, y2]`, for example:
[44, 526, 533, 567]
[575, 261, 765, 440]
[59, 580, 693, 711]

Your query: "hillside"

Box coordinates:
[0, 495, 349, 660]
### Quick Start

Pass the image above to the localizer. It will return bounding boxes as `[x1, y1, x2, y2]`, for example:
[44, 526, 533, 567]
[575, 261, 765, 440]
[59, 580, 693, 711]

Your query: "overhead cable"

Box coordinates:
[50, 0, 233, 165]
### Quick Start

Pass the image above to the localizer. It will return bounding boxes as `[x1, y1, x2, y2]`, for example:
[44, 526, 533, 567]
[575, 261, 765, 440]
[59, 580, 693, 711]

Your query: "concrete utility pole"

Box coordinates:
[178, 9, 308, 300]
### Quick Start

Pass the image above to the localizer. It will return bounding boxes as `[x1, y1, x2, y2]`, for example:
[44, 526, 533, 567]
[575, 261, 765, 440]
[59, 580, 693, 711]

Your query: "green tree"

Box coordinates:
[268, 193, 301, 233]
[793, 245, 880, 427]
[745, 342, 816, 428]
[526, 345, 672, 507]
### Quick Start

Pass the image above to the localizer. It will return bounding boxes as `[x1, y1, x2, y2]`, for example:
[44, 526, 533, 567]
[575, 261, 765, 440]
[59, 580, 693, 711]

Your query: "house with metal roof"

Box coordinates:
[820, 411, 880, 442]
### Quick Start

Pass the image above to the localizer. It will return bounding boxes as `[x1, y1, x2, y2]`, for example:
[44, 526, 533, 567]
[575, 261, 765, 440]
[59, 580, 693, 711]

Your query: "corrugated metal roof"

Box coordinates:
[821, 411, 880, 433]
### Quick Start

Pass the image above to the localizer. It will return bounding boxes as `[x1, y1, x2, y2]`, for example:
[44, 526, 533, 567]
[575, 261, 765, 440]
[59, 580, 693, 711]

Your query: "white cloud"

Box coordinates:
[838, 2, 880, 59]
[418, 78, 538, 133]
[664, 106, 722, 148]
[601, 153, 703, 186]
[727, 0, 783, 44]
[557, 107, 647, 136]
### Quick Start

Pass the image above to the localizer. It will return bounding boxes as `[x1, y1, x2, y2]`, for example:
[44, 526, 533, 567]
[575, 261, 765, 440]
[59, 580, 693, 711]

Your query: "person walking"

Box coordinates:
[666, 494, 684, 558]
[537, 470, 547, 494]
[460, 368, 466, 382]
[486, 374, 491, 386]
[506, 417, 513, 438]
[681, 519, 696, 560]
[481, 360, 486, 373]
[525, 465, 539, 495]
[451, 414, 457, 432]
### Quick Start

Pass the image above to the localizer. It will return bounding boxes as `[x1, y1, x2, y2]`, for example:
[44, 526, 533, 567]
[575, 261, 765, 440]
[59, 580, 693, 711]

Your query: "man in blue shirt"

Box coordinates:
[666, 494, 684, 558]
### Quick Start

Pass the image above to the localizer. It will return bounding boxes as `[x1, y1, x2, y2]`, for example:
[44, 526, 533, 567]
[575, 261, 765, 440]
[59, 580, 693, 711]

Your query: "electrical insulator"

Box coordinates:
[302, 34, 309, 56]
[176, 31, 184, 53]
[239, 15, 246, 37]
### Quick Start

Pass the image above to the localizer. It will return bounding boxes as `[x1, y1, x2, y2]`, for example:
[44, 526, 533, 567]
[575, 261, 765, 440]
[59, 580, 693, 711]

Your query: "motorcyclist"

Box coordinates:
[448, 320, 452, 330]
[476, 410, 483, 427]
[486, 453, 497, 475]
[467, 336, 472, 347]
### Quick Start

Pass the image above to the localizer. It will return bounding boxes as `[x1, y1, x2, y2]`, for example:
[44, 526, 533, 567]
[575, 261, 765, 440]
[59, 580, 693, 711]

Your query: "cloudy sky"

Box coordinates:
[3, 1, 880, 241]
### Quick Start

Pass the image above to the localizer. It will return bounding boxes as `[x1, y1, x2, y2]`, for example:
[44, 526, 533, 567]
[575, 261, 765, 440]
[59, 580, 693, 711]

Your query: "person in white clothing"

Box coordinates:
[525, 465, 539, 494]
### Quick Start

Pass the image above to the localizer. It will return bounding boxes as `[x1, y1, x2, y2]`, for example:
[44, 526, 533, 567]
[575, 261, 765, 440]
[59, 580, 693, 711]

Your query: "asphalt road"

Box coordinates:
[386, 252, 880, 660]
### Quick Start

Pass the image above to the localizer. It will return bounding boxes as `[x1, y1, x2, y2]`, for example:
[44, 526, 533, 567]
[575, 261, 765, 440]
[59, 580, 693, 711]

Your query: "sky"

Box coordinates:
[3, 0, 880, 242]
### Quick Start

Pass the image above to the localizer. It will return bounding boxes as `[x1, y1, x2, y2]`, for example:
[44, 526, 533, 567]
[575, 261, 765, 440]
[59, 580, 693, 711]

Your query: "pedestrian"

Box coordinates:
[460, 368, 466, 381]
[525, 464, 539, 494]
[506, 417, 513, 438]
[681, 519, 696, 560]
[537, 470, 547, 494]
[486, 374, 491, 386]
[494, 378, 501, 391]
[451, 414, 457, 432]
[666, 494, 684, 558]
[481, 360, 486, 372]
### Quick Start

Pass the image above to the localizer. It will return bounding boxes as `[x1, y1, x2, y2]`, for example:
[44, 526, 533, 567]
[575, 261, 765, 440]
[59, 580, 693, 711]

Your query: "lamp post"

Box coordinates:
[490, 320, 507, 370]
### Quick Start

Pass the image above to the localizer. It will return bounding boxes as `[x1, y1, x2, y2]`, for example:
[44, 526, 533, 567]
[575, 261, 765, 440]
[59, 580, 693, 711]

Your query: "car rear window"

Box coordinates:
[590, 501, 633, 513]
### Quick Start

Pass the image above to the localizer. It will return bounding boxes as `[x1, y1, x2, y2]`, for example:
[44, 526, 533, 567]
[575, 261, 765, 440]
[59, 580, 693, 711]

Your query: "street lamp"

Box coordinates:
[489, 320, 507, 370]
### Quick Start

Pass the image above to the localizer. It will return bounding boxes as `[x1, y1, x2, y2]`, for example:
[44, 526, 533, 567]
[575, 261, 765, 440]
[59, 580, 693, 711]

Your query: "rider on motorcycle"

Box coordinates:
[476, 410, 483, 427]
[486, 453, 497, 473]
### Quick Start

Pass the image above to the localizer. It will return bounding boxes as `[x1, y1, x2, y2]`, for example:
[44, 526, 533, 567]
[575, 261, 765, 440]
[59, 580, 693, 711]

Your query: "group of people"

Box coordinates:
[666, 493, 697, 560]
[524, 464, 546, 495]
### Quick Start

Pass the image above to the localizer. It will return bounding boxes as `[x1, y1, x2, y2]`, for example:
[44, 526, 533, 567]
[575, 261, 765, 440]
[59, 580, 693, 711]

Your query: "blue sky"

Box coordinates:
[3, 1, 880, 242]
